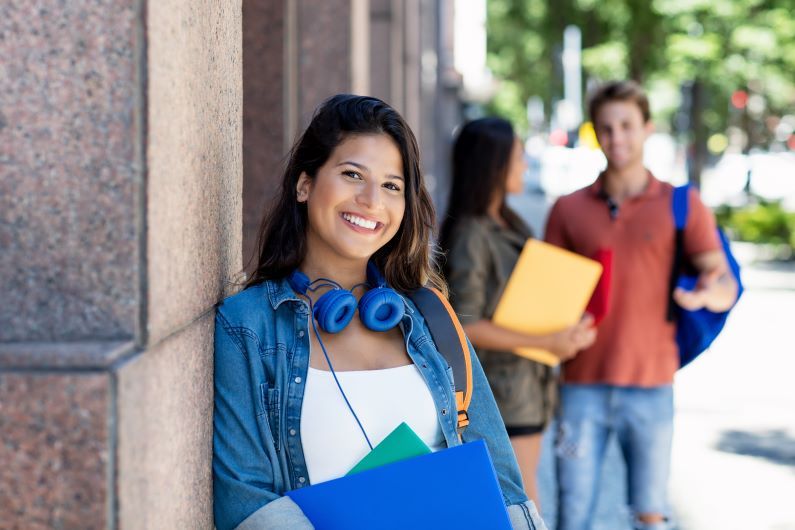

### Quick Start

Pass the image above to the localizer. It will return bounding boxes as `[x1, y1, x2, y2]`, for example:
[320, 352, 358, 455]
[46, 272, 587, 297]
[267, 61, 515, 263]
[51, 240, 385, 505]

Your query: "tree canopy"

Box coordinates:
[486, 0, 795, 149]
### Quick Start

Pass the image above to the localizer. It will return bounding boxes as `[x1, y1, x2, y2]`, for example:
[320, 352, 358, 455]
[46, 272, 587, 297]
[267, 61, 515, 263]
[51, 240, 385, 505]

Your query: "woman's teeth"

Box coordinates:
[343, 213, 377, 230]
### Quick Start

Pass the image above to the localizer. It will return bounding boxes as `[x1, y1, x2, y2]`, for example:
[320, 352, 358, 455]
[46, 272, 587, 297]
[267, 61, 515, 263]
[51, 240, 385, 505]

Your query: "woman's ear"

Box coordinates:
[296, 172, 312, 202]
[644, 119, 655, 137]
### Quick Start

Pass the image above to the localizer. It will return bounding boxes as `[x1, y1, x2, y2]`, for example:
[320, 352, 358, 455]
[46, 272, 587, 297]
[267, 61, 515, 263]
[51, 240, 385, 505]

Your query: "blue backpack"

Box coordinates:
[668, 185, 744, 368]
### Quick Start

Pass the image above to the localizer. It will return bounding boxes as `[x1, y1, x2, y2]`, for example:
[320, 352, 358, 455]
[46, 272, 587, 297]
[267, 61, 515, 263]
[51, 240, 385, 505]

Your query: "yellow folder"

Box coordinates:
[492, 239, 603, 366]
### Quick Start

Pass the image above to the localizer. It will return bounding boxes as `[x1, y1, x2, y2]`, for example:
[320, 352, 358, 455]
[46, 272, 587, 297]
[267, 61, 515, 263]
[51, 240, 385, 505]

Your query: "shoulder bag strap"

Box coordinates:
[667, 184, 690, 321]
[407, 286, 473, 438]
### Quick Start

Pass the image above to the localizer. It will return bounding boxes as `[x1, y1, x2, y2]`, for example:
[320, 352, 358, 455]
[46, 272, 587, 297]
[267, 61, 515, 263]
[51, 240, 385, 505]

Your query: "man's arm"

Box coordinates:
[672, 249, 739, 312]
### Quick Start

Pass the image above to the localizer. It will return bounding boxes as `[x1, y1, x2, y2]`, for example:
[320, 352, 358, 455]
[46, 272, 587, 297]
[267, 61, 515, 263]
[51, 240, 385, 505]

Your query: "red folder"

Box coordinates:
[585, 248, 612, 325]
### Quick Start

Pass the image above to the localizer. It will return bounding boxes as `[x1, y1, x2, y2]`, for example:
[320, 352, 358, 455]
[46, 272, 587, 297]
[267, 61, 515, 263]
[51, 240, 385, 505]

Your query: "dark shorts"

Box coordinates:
[505, 424, 546, 437]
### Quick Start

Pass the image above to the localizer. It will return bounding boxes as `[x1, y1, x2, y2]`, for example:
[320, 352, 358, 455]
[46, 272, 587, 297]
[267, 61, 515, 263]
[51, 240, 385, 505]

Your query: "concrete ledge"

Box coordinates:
[0, 341, 136, 370]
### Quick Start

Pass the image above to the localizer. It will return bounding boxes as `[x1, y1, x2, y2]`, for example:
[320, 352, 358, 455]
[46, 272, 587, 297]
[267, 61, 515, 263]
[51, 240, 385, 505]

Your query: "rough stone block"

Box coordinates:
[116, 312, 214, 530]
[0, 1, 142, 342]
[146, 0, 243, 345]
[0, 372, 110, 529]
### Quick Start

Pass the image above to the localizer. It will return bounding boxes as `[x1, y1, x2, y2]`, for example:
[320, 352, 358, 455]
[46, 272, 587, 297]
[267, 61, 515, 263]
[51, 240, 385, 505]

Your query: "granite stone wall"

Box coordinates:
[0, 1, 242, 528]
[0, 1, 141, 343]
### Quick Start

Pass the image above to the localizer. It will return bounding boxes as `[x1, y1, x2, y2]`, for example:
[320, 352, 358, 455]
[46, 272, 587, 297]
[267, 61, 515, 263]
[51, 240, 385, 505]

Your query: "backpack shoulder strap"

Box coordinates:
[407, 286, 473, 438]
[672, 184, 690, 230]
[667, 184, 691, 321]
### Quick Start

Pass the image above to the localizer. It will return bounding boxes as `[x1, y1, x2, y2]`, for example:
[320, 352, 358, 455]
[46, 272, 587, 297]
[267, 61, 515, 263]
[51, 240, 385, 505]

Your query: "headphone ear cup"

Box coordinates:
[358, 287, 405, 332]
[313, 289, 357, 333]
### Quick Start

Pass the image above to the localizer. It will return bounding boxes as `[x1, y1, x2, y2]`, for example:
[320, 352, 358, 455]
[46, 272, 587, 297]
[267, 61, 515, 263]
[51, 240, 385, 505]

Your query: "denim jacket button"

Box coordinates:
[294, 376, 302, 384]
[298, 476, 306, 483]
[298, 330, 305, 338]
[289, 428, 297, 436]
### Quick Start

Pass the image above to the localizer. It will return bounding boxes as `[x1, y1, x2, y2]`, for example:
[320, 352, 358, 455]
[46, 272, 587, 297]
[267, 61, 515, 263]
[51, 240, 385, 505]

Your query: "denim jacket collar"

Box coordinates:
[266, 276, 304, 310]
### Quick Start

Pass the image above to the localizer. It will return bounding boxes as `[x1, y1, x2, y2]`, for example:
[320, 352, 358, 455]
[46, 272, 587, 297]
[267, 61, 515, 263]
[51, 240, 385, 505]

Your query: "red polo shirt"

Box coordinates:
[544, 173, 720, 386]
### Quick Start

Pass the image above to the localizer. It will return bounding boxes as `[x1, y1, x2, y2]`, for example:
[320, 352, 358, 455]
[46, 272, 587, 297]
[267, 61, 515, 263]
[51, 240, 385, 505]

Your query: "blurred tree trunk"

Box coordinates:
[626, 0, 663, 83]
[688, 79, 706, 187]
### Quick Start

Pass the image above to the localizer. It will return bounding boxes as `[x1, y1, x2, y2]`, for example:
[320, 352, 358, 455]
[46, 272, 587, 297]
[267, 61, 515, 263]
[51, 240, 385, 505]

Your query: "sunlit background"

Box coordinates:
[455, 1, 795, 529]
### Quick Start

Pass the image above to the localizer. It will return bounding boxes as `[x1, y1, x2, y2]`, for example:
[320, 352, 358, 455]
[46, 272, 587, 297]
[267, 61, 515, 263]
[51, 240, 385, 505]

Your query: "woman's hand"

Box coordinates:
[546, 314, 597, 361]
[464, 315, 596, 360]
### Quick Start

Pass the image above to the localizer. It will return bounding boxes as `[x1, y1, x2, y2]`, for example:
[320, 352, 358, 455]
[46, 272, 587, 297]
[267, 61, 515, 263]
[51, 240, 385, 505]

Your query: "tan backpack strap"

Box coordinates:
[407, 286, 473, 437]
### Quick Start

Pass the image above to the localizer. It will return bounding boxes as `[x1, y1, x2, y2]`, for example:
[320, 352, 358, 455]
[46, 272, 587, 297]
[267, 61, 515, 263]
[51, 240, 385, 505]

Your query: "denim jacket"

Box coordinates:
[213, 278, 548, 530]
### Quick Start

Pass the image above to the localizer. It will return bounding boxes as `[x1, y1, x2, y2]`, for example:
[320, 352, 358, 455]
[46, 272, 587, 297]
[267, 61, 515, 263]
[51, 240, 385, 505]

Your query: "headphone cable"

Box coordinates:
[301, 289, 374, 451]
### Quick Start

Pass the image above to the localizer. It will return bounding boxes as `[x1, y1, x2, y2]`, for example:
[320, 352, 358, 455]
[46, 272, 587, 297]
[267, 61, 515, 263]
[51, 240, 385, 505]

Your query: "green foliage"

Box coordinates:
[486, 0, 795, 141]
[716, 202, 795, 250]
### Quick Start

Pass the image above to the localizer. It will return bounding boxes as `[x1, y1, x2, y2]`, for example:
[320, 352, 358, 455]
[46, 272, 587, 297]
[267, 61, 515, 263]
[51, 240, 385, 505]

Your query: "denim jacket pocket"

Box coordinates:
[258, 383, 282, 452]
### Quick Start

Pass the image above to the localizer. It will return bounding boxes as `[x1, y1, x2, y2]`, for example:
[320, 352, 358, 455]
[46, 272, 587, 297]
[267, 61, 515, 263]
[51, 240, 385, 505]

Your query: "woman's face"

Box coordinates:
[296, 133, 406, 265]
[504, 137, 527, 196]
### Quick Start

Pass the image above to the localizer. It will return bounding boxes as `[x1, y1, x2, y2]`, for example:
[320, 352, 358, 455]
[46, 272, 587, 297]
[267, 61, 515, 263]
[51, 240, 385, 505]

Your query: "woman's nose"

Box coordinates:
[356, 182, 381, 208]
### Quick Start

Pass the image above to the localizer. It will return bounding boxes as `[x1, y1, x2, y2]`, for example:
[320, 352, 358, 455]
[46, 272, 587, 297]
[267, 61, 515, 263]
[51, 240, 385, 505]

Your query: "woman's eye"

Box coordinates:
[383, 182, 402, 192]
[342, 170, 362, 180]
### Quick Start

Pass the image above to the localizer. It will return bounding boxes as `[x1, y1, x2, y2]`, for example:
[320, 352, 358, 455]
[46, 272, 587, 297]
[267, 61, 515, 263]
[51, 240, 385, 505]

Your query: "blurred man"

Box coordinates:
[544, 80, 738, 530]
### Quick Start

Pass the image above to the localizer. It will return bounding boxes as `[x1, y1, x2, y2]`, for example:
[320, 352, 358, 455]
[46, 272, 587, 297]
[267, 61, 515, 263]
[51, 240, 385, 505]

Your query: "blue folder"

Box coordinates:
[286, 439, 512, 529]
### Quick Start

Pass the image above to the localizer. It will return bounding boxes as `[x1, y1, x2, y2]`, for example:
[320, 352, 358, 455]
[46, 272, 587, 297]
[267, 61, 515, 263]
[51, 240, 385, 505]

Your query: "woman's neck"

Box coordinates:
[299, 251, 368, 292]
[487, 196, 508, 228]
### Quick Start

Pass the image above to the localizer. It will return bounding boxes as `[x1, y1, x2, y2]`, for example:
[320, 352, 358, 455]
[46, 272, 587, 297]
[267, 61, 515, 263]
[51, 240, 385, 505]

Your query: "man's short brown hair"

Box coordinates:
[588, 80, 650, 124]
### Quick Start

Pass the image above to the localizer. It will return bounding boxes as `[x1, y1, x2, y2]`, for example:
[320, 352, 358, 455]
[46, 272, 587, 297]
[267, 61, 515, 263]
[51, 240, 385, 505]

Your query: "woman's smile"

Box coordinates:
[340, 212, 383, 232]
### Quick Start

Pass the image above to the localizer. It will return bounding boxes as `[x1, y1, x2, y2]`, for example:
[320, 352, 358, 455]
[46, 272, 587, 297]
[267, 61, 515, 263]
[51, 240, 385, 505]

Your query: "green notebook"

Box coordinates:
[346, 422, 431, 476]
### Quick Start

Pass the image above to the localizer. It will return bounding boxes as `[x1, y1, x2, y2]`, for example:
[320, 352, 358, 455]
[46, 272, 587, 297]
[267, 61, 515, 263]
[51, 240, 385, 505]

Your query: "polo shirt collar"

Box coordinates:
[588, 170, 663, 200]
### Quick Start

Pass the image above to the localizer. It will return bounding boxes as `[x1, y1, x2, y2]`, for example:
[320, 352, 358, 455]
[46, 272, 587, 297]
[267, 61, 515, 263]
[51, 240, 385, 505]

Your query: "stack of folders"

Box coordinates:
[492, 239, 604, 366]
[286, 422, 512, 529]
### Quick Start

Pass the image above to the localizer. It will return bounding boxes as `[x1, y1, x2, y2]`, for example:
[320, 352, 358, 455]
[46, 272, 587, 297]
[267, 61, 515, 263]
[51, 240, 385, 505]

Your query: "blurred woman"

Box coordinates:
[440, 117, 596, 508]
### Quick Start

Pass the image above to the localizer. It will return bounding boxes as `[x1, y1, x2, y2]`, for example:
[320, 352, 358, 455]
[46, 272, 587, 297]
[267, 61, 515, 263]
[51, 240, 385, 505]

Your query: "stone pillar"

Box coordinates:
[242, 0, 287, 271]
[242, 0, 355, 270]
[0, 1, 242, 528]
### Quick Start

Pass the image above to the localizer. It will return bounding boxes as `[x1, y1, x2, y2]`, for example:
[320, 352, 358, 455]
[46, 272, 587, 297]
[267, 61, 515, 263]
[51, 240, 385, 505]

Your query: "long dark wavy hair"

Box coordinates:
[439, 117, 524, 253]
[246, 94, 445, 294]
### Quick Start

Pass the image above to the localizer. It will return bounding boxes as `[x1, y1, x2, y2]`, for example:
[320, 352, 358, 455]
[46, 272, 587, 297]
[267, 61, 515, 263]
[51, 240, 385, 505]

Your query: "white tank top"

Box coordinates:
[300, 364, 446, 485]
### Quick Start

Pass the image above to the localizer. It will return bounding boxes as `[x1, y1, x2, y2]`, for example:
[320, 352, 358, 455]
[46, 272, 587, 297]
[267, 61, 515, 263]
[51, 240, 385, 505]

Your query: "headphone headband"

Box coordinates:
[288, 263, 404, 335]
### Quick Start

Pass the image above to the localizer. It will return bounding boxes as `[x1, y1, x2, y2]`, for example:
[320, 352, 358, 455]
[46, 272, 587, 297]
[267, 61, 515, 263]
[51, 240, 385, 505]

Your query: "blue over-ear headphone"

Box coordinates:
[288, 262, 405, 333]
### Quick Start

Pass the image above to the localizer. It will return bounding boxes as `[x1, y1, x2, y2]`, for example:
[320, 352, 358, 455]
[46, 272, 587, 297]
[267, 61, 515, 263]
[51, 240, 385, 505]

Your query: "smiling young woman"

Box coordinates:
[212, 95, 548, 530]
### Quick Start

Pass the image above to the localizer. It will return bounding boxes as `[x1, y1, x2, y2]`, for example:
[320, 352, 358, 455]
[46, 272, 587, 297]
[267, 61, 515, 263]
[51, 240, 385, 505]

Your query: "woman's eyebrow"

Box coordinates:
[336, 160, 369, 172]
[337, 160, 404, 181]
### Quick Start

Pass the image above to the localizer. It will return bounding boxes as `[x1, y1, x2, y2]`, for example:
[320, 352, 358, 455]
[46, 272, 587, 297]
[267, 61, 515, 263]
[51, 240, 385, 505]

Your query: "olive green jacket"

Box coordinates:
[445, 215, 556, 428]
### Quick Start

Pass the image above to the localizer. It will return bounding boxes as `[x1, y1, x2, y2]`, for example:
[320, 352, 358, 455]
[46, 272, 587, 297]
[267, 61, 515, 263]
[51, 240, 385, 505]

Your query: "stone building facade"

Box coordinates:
[0, 1, 461, 528]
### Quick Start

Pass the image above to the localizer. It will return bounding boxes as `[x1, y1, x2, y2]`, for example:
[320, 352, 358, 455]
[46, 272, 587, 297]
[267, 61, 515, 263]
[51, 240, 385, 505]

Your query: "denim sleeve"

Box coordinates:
[234, 497, 314, 530]
[461, 339, 539, 515]
[507, 501, 548, 530]
[213, 312, 312, 530]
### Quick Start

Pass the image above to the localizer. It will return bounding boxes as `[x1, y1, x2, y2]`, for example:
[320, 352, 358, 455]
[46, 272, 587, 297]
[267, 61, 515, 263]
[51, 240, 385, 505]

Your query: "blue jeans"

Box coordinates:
[555, 384, 674, 530]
